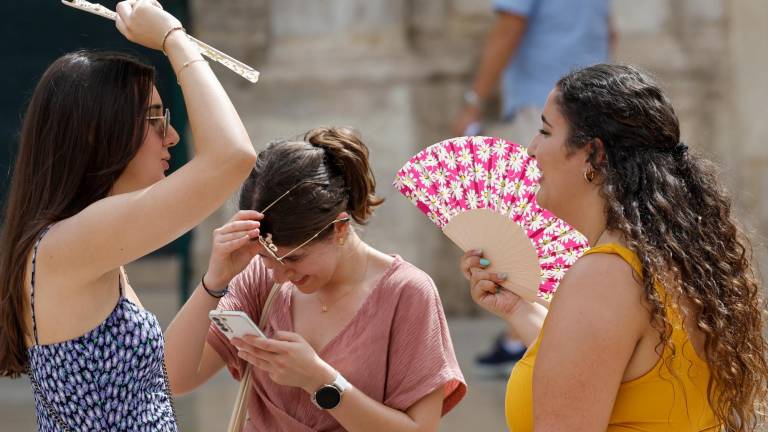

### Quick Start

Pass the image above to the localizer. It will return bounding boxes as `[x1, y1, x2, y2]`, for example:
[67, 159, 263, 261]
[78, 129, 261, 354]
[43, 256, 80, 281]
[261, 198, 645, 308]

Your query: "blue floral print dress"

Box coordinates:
[26, 227, 177, 431]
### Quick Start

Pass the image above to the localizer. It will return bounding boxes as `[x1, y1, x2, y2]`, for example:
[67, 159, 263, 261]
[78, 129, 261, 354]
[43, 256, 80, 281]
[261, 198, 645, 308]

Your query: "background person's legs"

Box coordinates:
[475, 324, 528, 377]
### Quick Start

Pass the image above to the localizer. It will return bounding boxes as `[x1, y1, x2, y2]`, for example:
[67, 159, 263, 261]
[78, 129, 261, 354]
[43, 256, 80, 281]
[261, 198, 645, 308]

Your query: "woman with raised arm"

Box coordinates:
[164, 127, 466, 432]
[460, 64, 767, 431]
[0, 0, 256, 430]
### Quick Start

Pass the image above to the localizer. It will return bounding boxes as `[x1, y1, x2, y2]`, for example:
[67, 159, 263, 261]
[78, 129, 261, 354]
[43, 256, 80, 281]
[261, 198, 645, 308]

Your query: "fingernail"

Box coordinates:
[473, 249, 483, 255]
[498, 273, 508, 280]
[479, 258, 491, 267]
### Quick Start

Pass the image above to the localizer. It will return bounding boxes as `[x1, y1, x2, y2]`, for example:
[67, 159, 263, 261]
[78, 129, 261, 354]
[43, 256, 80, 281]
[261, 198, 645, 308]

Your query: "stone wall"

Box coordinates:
[722, 0, 768, 278]
[186, 0, 768, 315]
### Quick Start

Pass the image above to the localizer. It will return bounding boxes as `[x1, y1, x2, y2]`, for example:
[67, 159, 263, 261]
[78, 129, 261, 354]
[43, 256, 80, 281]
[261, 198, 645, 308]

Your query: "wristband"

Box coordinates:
[201, 273, 229, 298]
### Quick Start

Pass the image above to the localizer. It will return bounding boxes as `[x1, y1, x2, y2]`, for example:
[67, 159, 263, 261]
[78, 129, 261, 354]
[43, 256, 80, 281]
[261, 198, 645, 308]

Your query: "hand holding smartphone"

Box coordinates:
[209, 310, 267, 340]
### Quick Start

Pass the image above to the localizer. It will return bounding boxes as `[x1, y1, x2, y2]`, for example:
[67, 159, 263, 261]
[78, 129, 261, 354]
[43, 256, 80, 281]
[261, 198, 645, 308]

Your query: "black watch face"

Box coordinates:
[315, 385, 341, 409]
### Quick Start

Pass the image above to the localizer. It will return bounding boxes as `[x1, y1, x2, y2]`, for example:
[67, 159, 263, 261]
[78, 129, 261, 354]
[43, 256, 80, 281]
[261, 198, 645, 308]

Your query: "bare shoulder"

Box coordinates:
[547, 248, 649, 335]
[30, 219, 97, 285]
[374, 253, 441, 305]
[532, 246, 654, 428]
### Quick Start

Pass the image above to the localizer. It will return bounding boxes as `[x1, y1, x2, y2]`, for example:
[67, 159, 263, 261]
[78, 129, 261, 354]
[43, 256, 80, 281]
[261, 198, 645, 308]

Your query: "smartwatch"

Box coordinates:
[311, 372, 351, 410]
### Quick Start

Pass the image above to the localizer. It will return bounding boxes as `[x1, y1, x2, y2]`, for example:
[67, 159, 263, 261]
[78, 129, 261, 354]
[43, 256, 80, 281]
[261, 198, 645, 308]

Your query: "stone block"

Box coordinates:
[613, 0, 670, 34]
[683, 0, 724, 22]
[451, 0, 494, 16]
[272, 0, 406, 36]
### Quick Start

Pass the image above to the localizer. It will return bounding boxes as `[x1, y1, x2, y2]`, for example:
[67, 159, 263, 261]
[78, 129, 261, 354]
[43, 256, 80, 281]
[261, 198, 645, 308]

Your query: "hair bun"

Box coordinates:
[304, 127, 384, 224]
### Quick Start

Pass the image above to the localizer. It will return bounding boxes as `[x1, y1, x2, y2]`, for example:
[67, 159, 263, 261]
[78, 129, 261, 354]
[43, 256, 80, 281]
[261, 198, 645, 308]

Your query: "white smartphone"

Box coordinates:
[208, 310, 268, 340]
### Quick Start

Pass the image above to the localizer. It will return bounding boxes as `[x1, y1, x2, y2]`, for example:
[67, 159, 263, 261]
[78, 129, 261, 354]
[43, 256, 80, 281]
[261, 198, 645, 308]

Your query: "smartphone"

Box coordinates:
[208, 310, 268, 340]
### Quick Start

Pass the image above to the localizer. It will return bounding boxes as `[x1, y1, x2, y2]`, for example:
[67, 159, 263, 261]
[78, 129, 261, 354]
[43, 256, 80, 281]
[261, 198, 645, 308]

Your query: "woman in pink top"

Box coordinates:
[165, 127, 466, 431]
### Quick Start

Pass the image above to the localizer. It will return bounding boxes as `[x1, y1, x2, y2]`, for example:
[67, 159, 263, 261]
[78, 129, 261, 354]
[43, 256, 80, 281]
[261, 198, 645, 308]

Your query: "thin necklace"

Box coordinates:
[591, 226, 607, 247]
[317, 246, 371, 313]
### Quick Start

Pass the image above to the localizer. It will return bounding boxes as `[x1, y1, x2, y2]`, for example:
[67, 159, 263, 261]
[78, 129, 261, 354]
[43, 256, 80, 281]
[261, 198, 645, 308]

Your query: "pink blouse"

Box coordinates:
[207, 255, 466, 431]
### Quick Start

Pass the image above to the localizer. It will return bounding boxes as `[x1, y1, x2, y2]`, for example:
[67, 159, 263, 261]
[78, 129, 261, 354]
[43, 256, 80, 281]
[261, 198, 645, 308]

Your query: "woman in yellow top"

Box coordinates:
[460, 64, 768, 431]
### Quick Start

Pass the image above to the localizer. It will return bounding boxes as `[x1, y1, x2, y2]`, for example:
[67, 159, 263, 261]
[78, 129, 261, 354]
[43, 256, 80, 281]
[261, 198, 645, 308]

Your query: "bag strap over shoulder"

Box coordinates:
[259, 282, 281, 329]
[227, 282, 282, 432]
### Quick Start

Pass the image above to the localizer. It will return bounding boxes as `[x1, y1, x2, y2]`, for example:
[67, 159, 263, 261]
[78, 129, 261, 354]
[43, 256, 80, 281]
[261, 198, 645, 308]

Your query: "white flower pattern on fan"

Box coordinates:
[394, 136, 590, 299]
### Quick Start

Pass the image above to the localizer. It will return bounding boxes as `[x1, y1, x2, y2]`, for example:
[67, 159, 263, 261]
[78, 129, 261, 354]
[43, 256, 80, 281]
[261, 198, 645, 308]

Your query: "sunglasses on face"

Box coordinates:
[257, 181, 350, 264]
[146, 107, 170, 141]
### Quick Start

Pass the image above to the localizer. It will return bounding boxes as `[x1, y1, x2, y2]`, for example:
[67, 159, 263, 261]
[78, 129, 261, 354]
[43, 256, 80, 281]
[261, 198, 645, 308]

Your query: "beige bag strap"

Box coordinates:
[226, 283, 282, 432]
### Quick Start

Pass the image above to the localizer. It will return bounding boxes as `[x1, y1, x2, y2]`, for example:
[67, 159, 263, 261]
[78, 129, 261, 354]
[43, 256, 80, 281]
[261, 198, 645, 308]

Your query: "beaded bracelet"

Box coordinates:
[201, 273, 229, 298]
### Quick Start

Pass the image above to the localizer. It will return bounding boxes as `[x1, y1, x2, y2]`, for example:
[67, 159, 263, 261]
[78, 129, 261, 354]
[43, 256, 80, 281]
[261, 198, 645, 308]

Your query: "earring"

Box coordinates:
[583, 169, 596, 183]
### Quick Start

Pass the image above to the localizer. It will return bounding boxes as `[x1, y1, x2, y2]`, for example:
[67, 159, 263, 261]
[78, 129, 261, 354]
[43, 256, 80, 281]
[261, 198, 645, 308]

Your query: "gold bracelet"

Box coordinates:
[161, 26, 186, 56]
[176, 58, 209, 84]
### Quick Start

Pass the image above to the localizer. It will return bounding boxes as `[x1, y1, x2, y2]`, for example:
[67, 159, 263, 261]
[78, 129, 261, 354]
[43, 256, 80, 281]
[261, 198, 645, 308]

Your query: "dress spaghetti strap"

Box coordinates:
[118, 267, 126, 298]
[29, 226, 53, 346]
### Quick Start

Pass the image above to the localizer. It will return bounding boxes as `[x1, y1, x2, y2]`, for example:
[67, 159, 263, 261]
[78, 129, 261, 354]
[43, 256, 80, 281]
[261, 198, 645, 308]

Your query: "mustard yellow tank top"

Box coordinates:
[505, 243, 719, 431]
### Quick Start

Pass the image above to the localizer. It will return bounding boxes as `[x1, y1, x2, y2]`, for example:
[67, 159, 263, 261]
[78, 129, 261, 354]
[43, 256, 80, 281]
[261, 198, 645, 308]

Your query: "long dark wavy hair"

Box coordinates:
[0, 51, 155, 377]
[555, 64, 767, 431]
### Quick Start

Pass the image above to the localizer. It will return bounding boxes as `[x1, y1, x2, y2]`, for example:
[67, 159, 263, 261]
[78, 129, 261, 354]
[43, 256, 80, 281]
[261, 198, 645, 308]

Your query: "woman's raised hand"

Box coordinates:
[204, 210, 264, 289]
[115, 0, 182, 50]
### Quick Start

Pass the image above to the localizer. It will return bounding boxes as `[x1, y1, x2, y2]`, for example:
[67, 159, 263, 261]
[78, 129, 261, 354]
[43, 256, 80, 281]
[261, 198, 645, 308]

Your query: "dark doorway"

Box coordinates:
[0, 1, 192, 297]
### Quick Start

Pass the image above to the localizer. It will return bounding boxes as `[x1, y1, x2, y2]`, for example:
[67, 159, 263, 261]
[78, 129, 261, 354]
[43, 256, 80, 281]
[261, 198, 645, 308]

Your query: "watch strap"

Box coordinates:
[332, 372, 351, 392]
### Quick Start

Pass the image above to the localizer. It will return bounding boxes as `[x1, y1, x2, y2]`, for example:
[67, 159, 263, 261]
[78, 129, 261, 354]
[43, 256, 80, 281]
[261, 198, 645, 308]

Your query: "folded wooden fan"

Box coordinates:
[394, 136, 589, 302]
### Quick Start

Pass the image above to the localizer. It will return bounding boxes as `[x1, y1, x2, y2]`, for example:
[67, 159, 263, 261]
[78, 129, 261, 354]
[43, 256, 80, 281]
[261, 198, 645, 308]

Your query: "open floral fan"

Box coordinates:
[394, 136, 589, 302]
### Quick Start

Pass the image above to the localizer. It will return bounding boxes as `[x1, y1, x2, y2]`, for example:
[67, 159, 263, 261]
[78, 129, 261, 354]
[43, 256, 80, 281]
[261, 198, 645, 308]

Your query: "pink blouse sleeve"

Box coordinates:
[383, 268, 467, 415]
[206, 257, 273, 381]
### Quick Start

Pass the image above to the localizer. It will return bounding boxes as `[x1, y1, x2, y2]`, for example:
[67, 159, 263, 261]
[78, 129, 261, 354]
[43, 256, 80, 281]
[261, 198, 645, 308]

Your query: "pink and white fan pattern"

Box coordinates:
[394, 136, 589, 300]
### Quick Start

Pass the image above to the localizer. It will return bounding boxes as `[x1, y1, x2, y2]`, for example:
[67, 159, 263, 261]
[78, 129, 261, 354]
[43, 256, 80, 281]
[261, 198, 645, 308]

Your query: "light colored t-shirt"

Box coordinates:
[207, 255, 466, 432]
[494, 0, 610, 119]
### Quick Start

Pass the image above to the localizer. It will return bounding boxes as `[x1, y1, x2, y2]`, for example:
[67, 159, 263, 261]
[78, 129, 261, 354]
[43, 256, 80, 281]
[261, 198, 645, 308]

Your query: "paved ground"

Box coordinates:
[0, 257, 509, 431]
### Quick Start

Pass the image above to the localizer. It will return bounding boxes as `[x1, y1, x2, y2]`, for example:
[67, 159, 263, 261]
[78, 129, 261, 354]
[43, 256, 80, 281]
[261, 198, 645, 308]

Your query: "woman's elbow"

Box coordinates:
[168, 373, 200, 397]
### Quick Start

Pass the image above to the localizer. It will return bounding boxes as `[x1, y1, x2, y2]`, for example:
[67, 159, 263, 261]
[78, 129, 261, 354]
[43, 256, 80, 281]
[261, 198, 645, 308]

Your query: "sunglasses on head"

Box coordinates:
[257, 181, 350, 264]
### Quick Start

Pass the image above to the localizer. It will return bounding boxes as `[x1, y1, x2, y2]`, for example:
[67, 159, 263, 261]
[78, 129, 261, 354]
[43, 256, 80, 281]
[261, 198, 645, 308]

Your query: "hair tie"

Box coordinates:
[650, 142, 688, 159]
[672, 142, 688, 158]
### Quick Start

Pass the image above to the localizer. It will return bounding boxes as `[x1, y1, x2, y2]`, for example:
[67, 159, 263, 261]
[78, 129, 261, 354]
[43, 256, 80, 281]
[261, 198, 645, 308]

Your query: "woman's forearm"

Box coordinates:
[164, 31, 255, 167]
[472, 13, 527, 100]
[164, 282, 221, 392]
[506, 301, 548, 346]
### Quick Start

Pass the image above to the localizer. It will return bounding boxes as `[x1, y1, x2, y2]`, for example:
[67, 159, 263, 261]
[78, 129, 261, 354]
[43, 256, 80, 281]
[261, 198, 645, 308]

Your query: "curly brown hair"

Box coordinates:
[556, 64, 767, 431]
